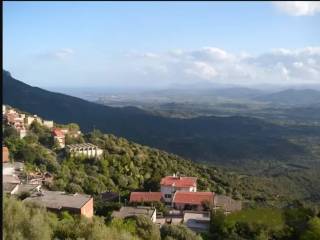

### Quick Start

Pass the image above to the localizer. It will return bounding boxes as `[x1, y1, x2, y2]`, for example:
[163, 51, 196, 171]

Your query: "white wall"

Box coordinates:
[151, 209, 157, 223]
[3, 166, 14, 175]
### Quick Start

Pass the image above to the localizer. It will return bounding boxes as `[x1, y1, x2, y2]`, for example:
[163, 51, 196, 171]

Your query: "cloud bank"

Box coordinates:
[124, 47, 320, 86]
[272, 1, 320, 16]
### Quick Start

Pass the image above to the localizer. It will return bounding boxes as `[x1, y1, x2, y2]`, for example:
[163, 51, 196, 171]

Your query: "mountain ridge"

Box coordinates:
[255, 89, 320, 106]
[3, 70, 308, 165]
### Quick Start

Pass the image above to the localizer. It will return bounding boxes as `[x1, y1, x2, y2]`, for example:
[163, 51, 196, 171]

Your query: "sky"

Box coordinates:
[3, 1, 320, 89]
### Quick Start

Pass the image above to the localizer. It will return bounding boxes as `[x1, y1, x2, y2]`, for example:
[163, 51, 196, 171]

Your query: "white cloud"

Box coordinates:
[37, 48, 75, 61]
[124, 46, 320, 86]
[53, 48, 74, 59]
[185, 61, 218, 80]
[272, 1, 320, 16]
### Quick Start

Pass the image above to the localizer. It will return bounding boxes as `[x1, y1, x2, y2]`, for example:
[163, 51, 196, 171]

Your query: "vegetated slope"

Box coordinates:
[255, 89, 320, 106]
[4, 116, 319, 205]
[3, 70, 310, 165]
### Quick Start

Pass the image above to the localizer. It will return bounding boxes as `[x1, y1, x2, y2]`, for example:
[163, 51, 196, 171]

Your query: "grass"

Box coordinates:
[226, 208, 285, 230]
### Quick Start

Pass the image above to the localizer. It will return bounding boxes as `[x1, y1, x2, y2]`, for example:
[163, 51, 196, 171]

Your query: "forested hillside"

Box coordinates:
[3, 108, 320, 205]
[3, 114, 320, 240]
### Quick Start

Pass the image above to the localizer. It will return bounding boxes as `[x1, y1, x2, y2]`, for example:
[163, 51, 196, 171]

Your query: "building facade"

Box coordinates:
[65, 143, 103, 158]
[160, 175, 197, 203]
[172, 192, 214, 211]
[24, 191, 94, 218]
[3, 146, 9, 163]
[52, 128, 65, 148]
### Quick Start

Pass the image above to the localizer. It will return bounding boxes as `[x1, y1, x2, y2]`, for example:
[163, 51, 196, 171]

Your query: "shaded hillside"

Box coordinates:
[255, 89, 320, 106]
[3, 70, 310, 165]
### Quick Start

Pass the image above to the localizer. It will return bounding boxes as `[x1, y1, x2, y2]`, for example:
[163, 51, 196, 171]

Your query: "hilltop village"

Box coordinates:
[3, 104, 241, 233]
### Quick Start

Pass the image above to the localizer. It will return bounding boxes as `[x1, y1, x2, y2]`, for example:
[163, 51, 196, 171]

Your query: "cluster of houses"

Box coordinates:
[2, 106, 241, 233]
[4, 143, 241, 232]
[3, 105, 54, 139]
[112, 174, 241, 232]
[3, 105, 103, 159]
[2, 145, 94, 218]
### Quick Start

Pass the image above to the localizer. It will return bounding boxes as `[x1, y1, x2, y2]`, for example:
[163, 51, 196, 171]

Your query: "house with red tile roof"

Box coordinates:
[160, 174, 197, 203]
[52, 128, 65, 148]
[172, 192, 214, 211]
[129, 192, 163, 203]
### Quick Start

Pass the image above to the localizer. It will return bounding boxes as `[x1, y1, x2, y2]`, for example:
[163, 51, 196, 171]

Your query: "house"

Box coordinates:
[213, 195, 242, 214]
[3, 162, 25, 176]
[33, 115, 43, 124]
[3, 163, 15, 175]
[23, 190, 94, 218]
[112, 206, 157, 223]
[4, 183, 41, 196]
[13, 184, 42, 196]
[172, 192, 214, 211]
[3, 174, 21, 184]
[61, 128, 69, 135]
[3, 146, 9, 163]
[160, 174, 197, 203]
[4, 110, 28, 139]
[129, 192, 163, 203]
[25, 116, 35, 126]
[183, 211, 210, 233]
[65, 143, 103, 158]
[43, 120, 54, 129]
[17, 128, 27, 139]
[52, 128, 65, 148]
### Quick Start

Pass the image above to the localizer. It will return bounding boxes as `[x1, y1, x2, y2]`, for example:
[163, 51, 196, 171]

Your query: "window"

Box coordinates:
[164, 194, 172, 198]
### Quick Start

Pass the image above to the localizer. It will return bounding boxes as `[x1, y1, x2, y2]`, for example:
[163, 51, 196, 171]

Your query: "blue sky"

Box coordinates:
[3, 1, 320, 88]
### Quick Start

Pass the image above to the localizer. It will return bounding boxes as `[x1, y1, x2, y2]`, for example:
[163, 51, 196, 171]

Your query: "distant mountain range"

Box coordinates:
[255, 89, 320, 106]
[3, 70, 313, 166]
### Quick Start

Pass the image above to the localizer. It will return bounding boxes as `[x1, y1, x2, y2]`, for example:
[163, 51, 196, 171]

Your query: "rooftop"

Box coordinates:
[173, 192, 214, 205]
[3, 175, 21, 184]
[130, 192, 162, 202]
[3, 182, 19, 193]
[112, 206, 156, 219]
[66, 143, 100, 149]
[15, 184, 41, 195]
[52, 128, 64, 137]
[23, 190, 92, 210]
[160, 176, 197, 188]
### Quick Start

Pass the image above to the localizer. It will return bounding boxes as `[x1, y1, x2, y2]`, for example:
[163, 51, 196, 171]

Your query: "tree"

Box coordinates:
[161, 224, 202, 240]
[68, 123, 80, 132]
[300, 217, 320, 240]
[129, 215, 160, 240]
[3, 196, 54, 240]
[3, 125, 19, 139]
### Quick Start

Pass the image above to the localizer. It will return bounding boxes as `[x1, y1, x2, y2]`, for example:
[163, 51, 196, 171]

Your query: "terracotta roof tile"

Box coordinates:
[130, 192, 162, 202]
[173, 192, 214, 205]
[52, 128, 64, 137]
[160, 176, 197, 188]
